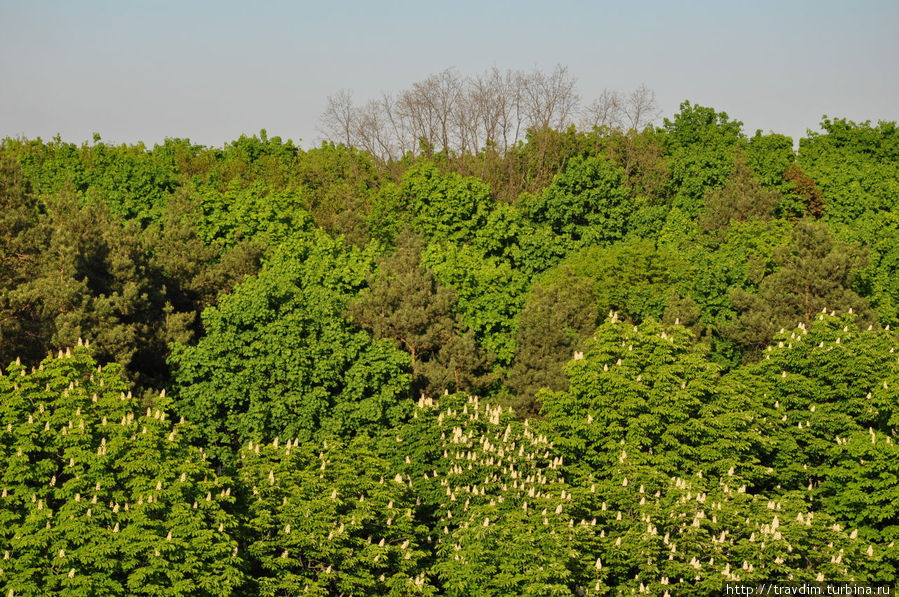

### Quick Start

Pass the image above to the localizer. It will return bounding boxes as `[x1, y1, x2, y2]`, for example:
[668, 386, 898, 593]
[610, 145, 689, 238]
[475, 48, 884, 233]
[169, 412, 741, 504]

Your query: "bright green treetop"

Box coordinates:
[170, 230, 413, 466]
[0, 347, 243, 596]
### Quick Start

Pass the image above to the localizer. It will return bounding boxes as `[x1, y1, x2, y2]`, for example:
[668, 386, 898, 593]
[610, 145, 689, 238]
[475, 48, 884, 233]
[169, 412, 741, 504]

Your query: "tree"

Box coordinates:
[746, 131, 794, 187]
[170, 231, 413, 467]
[348, 232, 493, 396]
[539, 316, 727, 480]
[239, 436, 434, 596]
[369, 162, 492, 246]
[380, 393, 600, 596]
[727, 221, 870, 350]
[0, 154, 44, 366]
[295, 143, 382, 247]
[0, 348, 243, 595]
[506, 273, 597, 415]
[798, 117, 899, 225]
[837, 210, 899, 326]
[723, 313, 899, 578]
[537, 316, 882, 589]
[781, 163, 825, 219]
[522, 154, 632, 246]
[422, 242, 529, 366]
[663, 101, 745, 217]
[699, 150, 780, 232]
[190, 181, 313, 248]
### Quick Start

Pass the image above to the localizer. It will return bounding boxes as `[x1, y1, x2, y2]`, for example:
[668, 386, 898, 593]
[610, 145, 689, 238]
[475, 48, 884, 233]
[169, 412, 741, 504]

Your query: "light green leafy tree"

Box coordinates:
[422, 242, 529, 366]
[0, 347, 243, 596]
[239, 436, 434, 596]
[191, 181, 314, 249]
[369, 162, 491, 246]
[382, 393, 601, 596]
[170, 230, 413, 467]
[663, 101, 744, 217]
[799, 118, 899, 225]
[521, 155, 632, 247]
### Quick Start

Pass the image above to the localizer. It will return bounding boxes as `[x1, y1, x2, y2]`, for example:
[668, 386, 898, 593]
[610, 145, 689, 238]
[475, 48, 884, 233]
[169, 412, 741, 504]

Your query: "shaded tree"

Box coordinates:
[507, 273, 597, 415]
[349, 232, 493, 397]
[727, 221, 869, 350]
[699, 150, 780, 232]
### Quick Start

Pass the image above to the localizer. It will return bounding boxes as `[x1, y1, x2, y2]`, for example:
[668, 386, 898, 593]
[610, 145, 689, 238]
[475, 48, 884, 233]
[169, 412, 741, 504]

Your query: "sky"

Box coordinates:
[1, 0, 897, 149]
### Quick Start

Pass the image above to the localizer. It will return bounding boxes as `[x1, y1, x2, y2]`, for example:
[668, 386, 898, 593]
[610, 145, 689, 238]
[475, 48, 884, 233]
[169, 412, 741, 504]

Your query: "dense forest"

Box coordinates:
[1, 68, 898, 595]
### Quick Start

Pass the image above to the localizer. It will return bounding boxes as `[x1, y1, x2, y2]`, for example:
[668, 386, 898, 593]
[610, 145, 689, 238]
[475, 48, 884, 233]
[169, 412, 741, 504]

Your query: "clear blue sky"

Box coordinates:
[1, 0, 896, 148]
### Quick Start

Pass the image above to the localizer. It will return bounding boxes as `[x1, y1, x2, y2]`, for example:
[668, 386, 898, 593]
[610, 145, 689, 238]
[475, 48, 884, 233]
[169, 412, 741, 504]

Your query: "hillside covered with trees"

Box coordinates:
[1, 68, 898, 595]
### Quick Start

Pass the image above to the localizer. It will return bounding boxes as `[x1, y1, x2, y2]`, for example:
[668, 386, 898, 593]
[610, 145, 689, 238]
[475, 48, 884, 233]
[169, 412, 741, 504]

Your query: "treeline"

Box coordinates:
[320, 66, 657, 161]
[1, 67, 899, 594]
[2, 314, 897, 594]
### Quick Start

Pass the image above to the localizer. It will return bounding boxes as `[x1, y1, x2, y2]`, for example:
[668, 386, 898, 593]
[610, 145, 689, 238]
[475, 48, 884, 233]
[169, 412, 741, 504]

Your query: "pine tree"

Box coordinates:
[349, 231, 493, 396]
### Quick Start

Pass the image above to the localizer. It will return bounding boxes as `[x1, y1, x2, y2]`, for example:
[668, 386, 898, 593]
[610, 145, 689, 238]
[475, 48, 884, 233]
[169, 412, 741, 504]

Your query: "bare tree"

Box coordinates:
[431, 69, 465, 154]
[397, 82, 437, 156]
[379, 92, 413, 158]
[320, 89, 356, 147]
[582, 89, 622, 131]
[518, 65, 580, 132]
[355, 99, 400, 163]
[467, 67, 516, 153]
[319, 67, 657, 167]
[622, 83, 659, 133]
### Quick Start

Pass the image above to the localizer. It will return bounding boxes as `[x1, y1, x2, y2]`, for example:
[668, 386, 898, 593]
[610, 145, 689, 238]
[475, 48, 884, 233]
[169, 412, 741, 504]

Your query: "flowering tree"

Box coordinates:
[0, 347, 243, 595]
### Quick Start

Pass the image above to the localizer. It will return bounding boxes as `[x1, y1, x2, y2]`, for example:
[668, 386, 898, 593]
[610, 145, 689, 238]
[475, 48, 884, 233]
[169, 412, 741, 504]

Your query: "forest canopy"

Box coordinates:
[2, 67, 898, 595]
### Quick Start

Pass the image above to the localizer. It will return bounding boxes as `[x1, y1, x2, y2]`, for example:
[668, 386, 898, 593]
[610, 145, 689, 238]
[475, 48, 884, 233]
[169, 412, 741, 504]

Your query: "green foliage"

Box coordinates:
[0, 348, 243, 595]
[370, 163, 491, 245]
[0, 154, 260, 389]
[746, 131, 794, 189]
[699, 150, 780, 232]
[835, 211, 899, 326]
[382, 393, 599, 596]
[726, 313, 899, 577]
[542, 239, 692, 323]
[4, 105, 899, 592]
[663, 102, 744, 150]
[0, 154, 43, 358]
[422, 242, 529, 366]
[349, 232, 494, 396]
[295, 143, 382, 246]
[538, 316, 891, 589]
[727, 220, 870, 350]
[799, 118, 899, 225]
[191, 181, 314, 248]
[695, 218, 788, 300]
[507, 240, 697, 411]
[471, 202, 569, 278]
[0, 191, 176, 386]
[170, 231, 413, 466]
[5, 137, 177, 226]
[577, 464, 872, 592]
[522, 155, 632, 246]
[780, 163, 825, 219]
[239, 436, 433, 595]
[663, 101, 745, 217]
[507, 273, 597, 415]
[203, 130, 300, 191]
[539, 316, 726, 480]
